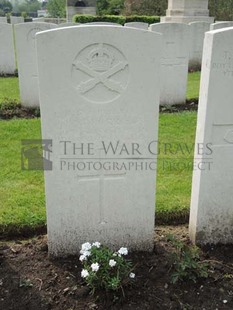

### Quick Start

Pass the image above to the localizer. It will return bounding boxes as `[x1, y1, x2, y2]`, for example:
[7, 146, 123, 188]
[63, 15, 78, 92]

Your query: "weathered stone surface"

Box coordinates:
[161, 0, 214, 24]
[0, 17, 7, 23]
[150, 22, 190, 105]
[189, 21, 211, 70]
[15, 22, 57, 107]
[85, 22, 122, 26]
[189, 28, 233, 245]
[57, 22, 80, 27]
[0, 23, 16, 74]
[10, 16, 24, 24]
[124, 22, 148, 30]
[210, 22, 233, 31]
[36, 26, 161, 256]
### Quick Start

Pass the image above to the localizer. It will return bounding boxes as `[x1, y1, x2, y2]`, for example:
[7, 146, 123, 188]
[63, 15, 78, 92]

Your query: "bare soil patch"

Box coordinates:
[1, 225, 233, 310]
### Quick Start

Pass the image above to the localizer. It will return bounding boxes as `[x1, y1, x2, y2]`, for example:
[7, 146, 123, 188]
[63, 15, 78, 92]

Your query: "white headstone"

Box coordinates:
[124, 22, 149, 30]
[10, 16, 24, 24]
[0, 24, 16, 75]
[36, 26, 161, 256]
[85, 22, 122, 26]
[0, 17, 7, 23]
[150, 23, 190, 105]
[57, 22, 80, 27]
[15, 22, 58, 107]
[210, 22, 233, 31]
[33, 18, 45, 23]
[189, 21, 211, 70]
[189, 28, 233, 244]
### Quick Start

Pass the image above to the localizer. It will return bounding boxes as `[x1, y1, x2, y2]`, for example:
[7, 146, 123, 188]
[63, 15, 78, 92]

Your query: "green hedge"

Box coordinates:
[73, 15, 160, 25]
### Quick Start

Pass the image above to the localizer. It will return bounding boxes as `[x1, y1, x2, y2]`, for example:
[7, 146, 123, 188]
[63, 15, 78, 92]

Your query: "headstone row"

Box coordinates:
[3, 20, 233, 108]
[15, 23, 58, 107]
[34, 25, 233, 256]
[11, 21, 208, 107]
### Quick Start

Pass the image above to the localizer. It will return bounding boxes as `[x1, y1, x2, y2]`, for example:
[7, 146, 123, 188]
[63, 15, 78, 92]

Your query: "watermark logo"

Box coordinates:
[20, 139, 214, 172]
[21, 140, 52, 171]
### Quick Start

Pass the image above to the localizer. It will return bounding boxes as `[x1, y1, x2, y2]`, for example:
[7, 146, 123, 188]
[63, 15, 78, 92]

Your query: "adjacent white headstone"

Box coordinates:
[10, 16, 24, 24]
[189, 22, 211, 70]
[15, 22, 57, 107]
[124, 22, 149, 30]
[210, 22, 233, 31]
[0, 17, 7, 23]
[33, 18, 45, 23]
[150, 23, 190, 105]
[85, 22, 122, 26]
[57, 22, 80, 27]
[189, 28, 233, 245]
[36, 26, 161, 256]
[0, 24, 16, 75]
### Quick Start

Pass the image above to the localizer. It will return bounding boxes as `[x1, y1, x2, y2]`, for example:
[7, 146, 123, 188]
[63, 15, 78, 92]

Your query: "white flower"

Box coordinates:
[80, 249, 91, 256]
[81, 269, 89, 278]
[113, 253, 117, 257]
[118, 247, 128, 256]
[109, 259, 117, 267]
[92, 242, 101, 248]
[79, 254, 87, 262]
[81, 242, 92, 253]
[223, 300, 228, 304]
[91, 263, 100, 272]
[129, 272, 135, 279]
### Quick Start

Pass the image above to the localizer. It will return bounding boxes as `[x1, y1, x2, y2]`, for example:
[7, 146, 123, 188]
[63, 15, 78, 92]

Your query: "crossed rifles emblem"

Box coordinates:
[73, 45, 128, 94]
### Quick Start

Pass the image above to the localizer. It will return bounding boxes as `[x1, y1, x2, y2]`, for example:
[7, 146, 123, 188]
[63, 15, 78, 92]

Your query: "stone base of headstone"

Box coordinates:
[161, 0, 214, 24]
[161, 16, 214, 24]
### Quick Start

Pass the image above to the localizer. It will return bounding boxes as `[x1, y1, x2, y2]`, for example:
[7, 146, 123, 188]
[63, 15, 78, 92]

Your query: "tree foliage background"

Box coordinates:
[0, 0, 12, 14]
[97, 0, 233, 20]
[14, 0, 41, 14]
[127, 0, 233, 20]
[97, 0, 125, 15]
[47, 0, 66, 18]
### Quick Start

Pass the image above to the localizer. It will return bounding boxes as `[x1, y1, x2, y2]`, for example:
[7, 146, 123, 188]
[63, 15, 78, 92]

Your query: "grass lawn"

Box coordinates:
[156, 112, 197, 222]
[187, 71, 200, 100]
[0, 71, 200, 106]
[0, 72, 200, 235]
[0, 112, 197, 235]
[0, 77, 20, 103]
[0, 119, 44, 235]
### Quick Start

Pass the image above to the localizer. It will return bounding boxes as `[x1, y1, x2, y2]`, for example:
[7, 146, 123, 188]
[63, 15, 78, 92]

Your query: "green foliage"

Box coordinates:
[19, 279, 33, 288]
[209, 0, 233, 21]
[97, 0, 124, 15]
[47, 0, 66, 18]
[167, 235, 209, 284]
[80, 242, 133, 293]
[0, 76, 200, 235]
[73, 14, 160, 24]
[0, 0, 12, 13]
[21, 11, 28, 18]
[74, 14, 125, 24]
[130, 0, 167, 16]
[125, 15, 160, 24]
[15, 0, 41, 14]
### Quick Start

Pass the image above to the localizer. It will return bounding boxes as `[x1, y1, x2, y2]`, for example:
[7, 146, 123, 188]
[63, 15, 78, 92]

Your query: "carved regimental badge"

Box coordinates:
[72, 43, 129, 103]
